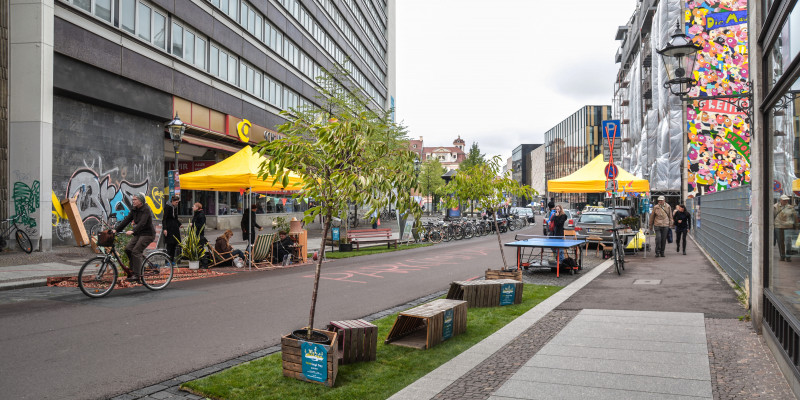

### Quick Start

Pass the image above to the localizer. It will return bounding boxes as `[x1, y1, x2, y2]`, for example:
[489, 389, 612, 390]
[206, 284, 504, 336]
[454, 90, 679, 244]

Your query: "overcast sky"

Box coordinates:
[395, 0, 637, 161]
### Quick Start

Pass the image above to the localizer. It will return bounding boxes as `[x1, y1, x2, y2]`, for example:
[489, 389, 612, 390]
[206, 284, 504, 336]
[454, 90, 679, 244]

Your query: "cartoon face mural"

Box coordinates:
[685, 0, 749, 197]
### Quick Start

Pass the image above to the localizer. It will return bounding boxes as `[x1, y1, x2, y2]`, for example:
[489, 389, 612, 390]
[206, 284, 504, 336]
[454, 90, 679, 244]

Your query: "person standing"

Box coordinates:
[774, 194, 797, 261]
[162, 195, 181, 265]
[190, 202, 207, 245]
[673, 204, 691, 255]
[648, 196, 673, 258]
[240, 204, 263, 244]
[113, 193, 155, 282]
[551, 205, 568, 261]
[545, 201, 556, 236]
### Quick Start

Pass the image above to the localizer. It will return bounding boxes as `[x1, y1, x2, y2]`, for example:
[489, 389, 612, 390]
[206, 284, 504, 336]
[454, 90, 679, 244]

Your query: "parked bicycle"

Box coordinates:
[0, 216, 33, 253]
[78, 228, 174, 298]
[608, 227, 626, 275]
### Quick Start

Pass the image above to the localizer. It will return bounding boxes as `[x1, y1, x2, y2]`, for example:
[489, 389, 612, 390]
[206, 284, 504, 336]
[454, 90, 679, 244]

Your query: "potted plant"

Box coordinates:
[254, 68, 421, 386]
[179, 226, 206, 269]
[271, 216, 291, 233]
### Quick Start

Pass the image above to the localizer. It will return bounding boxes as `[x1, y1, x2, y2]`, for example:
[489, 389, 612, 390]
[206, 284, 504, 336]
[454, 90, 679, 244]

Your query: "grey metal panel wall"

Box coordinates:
[687, 186, 751, 286]
[0, 0, 7, 221]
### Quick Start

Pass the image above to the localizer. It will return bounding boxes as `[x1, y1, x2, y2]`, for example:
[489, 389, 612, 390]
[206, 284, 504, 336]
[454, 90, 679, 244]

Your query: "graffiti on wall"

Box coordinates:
[11, 180, 41, 236]
[685, 0, 749, 197]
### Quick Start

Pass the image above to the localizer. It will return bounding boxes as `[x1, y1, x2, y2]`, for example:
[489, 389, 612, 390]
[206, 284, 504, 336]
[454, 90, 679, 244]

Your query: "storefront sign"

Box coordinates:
[500, 283, 516, 306]
[236, 119, 252, 142]
[300, 341, 328, 383]
[705, 10, 747, 30]
[442, 308, 454, 341]
[168, 170, 180, 198]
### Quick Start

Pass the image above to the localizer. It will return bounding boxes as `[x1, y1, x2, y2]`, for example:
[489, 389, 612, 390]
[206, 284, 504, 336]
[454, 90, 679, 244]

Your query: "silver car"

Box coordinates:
[574, 212, 616, 242]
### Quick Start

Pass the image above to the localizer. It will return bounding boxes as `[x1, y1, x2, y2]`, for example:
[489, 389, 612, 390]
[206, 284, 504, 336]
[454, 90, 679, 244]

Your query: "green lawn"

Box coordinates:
[320, 243, 433, 259]
[181, 284, 562, 400]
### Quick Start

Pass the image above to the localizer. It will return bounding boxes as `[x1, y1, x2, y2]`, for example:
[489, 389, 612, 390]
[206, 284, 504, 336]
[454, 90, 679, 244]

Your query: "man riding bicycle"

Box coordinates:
[113, 193, 155, 282]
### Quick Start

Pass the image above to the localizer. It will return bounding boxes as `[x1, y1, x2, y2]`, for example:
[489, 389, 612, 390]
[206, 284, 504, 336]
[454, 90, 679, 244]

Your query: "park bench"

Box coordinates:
[385, 299, 467, 349]
[326, 319, 377, 365]
[446, 279, 523, 308]
[346, 228, 397, 250]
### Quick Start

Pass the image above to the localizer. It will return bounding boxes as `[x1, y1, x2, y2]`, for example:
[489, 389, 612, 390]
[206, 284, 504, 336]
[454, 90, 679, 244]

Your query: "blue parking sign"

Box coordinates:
[602, 120, 621, 138]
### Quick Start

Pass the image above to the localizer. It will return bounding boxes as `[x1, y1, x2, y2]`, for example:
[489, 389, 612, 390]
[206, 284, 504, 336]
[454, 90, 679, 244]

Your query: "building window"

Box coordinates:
[210, 43, 237, 85]
[117, 0, 167, 50]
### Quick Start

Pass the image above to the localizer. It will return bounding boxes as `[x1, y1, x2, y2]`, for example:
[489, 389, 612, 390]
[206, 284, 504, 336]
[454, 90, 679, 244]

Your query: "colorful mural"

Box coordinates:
[685, 0, 749, 197]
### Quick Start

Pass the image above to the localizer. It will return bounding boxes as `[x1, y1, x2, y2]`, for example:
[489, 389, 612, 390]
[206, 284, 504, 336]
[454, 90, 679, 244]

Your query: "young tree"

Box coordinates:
[255, 70, 421, 338]
[441, 156, 535, 268]
[459, 142, 485, 171]
[418, 158, 446, 212]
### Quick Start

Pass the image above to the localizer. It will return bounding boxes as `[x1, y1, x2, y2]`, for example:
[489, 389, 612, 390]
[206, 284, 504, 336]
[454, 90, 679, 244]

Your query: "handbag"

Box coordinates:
[667, 228, 673, 244]
[233, 256, 244, 268]
[548, 219, 555, 231]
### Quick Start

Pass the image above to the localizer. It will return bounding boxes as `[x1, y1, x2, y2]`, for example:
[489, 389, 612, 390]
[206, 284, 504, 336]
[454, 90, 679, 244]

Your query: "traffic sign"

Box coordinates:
[602, 120, 621, 138]
[605, 180, 617, 192]
[603, 142, 621, 163]
[604, 163, 619, 180]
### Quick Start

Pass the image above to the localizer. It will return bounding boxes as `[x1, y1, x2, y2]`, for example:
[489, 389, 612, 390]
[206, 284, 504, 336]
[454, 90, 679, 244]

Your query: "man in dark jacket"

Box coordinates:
[114, 193, 155, 282]
[272, 230, 294, 265]
[673, 204, 691, 255]
[162, 195, 181, 264]
[240, 204, 263, 244]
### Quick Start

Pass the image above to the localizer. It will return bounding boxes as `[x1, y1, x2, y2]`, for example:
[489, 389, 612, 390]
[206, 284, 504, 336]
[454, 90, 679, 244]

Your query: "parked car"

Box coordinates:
[542, 209, 575, 235]
[574, 212, 617, 242]
[511, 207, 535, 223]
[590, 206, 634, 219]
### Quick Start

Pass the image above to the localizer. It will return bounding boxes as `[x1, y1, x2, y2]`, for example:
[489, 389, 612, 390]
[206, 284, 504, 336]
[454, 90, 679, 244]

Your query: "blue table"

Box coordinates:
[504, 236, 586, 277]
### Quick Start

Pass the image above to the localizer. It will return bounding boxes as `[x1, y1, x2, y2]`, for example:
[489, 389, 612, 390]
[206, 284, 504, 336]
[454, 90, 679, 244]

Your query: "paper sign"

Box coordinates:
[500, 283, 516, 306]
[442, 308, 454, 341]
[301, 341, 328, 382]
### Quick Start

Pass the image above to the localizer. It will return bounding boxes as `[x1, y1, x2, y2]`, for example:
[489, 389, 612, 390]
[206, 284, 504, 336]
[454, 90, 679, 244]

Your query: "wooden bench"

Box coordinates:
[446, 279, 523, 308]
[326, 319, 377, 365]
[385, 299, 467, 349]
[347, 228, 397, 250]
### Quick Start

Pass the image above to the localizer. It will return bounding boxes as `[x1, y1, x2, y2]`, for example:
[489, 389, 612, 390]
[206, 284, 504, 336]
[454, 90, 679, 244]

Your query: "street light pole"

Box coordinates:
[166, 113, 186, 199]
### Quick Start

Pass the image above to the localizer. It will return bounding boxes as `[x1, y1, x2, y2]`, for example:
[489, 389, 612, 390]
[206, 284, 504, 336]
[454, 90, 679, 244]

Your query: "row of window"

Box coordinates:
[342, 0, 387, 58]
[63, 0, 313, 113]
[359, 0, 387, 37]
[316, 0, 386, 82]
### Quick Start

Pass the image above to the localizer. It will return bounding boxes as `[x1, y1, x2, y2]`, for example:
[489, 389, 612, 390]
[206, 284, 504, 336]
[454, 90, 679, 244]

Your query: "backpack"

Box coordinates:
[562, 257, 578, 269]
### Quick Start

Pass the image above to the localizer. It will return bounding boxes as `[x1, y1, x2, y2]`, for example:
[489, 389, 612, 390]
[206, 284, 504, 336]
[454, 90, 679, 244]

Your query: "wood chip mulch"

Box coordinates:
[47, 268, 226, 288]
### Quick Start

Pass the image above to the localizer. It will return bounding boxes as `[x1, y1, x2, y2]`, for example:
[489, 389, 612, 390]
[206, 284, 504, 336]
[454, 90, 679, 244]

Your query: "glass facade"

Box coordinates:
[545, 105, 611, 208]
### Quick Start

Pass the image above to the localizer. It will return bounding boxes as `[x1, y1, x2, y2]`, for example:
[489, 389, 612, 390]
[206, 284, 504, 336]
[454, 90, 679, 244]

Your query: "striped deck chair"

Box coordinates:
[251, 233, 276, 269]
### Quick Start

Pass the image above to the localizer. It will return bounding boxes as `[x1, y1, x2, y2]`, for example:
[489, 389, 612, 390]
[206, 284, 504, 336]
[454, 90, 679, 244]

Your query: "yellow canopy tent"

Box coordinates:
[548, 155, 650, 193]
[179, 145, 303, 191]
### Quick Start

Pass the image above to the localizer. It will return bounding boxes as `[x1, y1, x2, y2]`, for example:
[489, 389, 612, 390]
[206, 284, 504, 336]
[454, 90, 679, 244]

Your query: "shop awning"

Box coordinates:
[548, 155, 650, 193]
[179, 145, 303, 191]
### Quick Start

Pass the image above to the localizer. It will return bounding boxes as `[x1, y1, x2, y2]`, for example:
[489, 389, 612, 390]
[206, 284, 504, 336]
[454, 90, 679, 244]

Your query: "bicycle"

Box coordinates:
[0, 216, 33, 253]
[78, 229, 174, 298]
[608, 227, 626, 275]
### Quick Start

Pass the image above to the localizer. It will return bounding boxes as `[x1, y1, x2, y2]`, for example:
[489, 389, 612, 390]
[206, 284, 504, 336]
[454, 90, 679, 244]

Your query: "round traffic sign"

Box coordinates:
[605, 163, 619, 180]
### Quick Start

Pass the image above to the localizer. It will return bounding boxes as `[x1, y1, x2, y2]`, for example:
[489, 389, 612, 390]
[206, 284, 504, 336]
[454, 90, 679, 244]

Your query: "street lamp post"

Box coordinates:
[166, 113, 186, 175]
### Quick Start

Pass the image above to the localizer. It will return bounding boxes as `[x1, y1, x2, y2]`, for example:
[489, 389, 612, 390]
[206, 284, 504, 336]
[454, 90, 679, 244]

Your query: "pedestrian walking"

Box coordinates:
[162, 195, 181, 264]
[190, 202, 207, 245]
[648, 196, 673, 257]
[774, 194, 796, 261]
[673, 204, 691, 255]
[240, 204, 263, 245]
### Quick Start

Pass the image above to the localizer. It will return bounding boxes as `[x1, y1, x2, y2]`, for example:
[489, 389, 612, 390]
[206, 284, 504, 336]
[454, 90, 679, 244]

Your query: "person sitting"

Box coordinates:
[273, 230, 294, 265]
[214, 229, 245, 266]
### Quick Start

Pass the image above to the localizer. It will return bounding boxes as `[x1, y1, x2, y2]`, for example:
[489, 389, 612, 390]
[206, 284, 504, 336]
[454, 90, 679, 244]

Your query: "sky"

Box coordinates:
[395, 0, 638, 161]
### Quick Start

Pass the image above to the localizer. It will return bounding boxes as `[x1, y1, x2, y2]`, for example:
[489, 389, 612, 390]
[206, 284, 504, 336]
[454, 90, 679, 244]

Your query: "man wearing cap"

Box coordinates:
[114, 193, 155, 282]
[774, 194, 797, 261]
[648, 196, 673, 258]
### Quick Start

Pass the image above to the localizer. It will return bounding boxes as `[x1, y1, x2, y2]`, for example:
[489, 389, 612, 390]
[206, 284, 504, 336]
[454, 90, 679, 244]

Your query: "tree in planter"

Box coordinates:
[418, 158, 446, 214]
[441, 156, 536, 269]
[254, 71, 421, 338]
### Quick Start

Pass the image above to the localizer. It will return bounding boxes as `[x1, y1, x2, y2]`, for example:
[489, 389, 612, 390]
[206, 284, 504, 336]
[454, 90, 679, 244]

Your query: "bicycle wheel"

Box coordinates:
[15, 229, 33, 253]
[463, 225, 474, 239]
[430, 230, 442, 244]
[616, 240, 626, 271]
[78, 256, 117, 298]
[141, 251, 174, 291]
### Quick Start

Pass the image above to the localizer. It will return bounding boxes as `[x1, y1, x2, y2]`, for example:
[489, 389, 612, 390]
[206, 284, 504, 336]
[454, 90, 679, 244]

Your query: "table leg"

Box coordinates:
[556, 249, 560, 278]
[517, 247, 521, 271]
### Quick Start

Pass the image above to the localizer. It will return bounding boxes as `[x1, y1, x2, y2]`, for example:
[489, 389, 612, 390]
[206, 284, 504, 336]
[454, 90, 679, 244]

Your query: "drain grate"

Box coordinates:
[633, 279, 662, 285]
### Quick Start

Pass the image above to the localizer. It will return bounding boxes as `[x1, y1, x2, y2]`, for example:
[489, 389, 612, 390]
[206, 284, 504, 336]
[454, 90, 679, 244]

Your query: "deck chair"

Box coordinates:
[206, 243, 249, 268]
[251, 233, 276, 269]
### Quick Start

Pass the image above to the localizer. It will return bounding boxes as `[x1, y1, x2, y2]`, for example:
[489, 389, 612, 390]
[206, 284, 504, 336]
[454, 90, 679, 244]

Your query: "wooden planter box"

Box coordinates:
[385, 299, 467, 349]
[327, 319, 377, 365]
[446, 279, 524, 308]
[485, 268, 522, 281]
[281, 329, 339, 387]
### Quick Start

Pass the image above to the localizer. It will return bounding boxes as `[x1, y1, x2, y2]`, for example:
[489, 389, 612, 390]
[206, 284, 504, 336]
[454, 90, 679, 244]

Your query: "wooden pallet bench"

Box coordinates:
[347, 228, 397, 250]
[385, 299, 467, 349]
[326, 319, 377, 365]
[446, 279, 523, 308]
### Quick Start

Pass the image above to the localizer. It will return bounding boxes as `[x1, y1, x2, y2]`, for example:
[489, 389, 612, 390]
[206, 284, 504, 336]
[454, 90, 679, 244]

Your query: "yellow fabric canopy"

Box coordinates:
[548, 155, 650, 193]
[179, 145, 303, 191]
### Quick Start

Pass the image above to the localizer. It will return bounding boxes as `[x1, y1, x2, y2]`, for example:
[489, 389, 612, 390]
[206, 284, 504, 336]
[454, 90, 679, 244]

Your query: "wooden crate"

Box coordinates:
[281, 329, 339, 387]
[446, 279, 523, 308]
[327, 319, 377, 365]
[485, 268, 522, 281]
[385, 299, 467, 349]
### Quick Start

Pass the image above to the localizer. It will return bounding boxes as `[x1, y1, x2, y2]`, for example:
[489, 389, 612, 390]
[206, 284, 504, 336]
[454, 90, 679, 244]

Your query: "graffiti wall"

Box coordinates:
[685, 0, 749, 197]
[51, 96, 165, 245]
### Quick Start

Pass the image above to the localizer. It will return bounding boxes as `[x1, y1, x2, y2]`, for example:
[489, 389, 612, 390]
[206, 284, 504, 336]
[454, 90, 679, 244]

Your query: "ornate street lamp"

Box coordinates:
[166, 113, 186, 172]
[657, 22, 702, 97]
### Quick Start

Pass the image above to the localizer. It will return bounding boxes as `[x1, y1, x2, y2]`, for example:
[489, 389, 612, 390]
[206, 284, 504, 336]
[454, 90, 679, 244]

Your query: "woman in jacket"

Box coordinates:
[673, 204, 691, 255]
[551, 205, 568, 261]
[215, 229, 245, 266]
[190, 202, 207, 245]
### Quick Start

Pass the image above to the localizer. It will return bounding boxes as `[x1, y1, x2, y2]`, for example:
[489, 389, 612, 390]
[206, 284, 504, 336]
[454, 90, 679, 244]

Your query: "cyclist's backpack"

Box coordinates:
[97, 230, 115, 247]
[562, 257, 578, 270]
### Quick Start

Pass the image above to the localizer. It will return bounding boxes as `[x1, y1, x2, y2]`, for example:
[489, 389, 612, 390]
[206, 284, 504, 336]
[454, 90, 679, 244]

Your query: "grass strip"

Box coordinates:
[181, 283, 562, 400]
[319, 243, 433, 259]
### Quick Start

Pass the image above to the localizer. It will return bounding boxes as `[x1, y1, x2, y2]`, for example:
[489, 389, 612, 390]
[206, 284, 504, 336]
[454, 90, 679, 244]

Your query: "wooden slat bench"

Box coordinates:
[347, 228, 397, 250]
[385, 299, 467, 349]
[327, 319, 377, 365]
[446, 279, 523, 308]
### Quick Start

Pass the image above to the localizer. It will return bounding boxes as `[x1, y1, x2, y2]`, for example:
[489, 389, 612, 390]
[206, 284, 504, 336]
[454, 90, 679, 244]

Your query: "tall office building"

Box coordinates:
[4, 0, 395, 249]
[544, 105, 612, 207]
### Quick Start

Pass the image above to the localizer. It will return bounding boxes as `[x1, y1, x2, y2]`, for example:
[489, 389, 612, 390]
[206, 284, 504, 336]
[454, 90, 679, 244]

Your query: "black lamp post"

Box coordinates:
[166, 113, 186, 173]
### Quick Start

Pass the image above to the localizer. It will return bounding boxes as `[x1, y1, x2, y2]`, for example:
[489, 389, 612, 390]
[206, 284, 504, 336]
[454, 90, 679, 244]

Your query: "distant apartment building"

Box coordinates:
[511, 144, 541, 206]
[529, 145, 545, 203]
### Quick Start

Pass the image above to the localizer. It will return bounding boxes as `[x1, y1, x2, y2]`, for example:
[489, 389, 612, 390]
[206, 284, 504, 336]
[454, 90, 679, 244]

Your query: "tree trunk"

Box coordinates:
[307, 213, 331, 337]
[493, 211, 508, 269]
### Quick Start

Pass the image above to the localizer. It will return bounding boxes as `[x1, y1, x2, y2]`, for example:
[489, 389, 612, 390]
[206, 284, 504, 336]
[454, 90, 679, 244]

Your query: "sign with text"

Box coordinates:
[499, 283, 516, 306]
[601, 120, 621, 138]
[603, 142, 621, 163]
[300, 341, 328, 383]
[605, 180, 618, 192]
[442, 308, 454, 341]
[331, 227, 340, 242]
[401, 219, 414, 242]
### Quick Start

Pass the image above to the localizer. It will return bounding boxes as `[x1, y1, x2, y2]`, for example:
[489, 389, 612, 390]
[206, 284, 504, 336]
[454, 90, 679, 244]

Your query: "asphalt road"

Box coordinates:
[0, 227, 531, 400]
